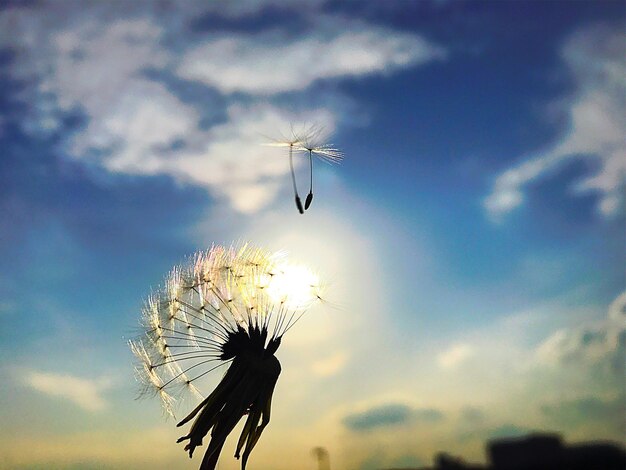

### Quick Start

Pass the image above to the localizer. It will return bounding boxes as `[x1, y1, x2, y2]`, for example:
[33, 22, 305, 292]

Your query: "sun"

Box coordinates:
[266, 263, 320, 308]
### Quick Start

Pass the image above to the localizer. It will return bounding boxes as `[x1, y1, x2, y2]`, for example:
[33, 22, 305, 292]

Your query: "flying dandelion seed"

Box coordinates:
[298, 128, 344, 211]
[264, 125, 343, 214]
[130, 243, 325, 470]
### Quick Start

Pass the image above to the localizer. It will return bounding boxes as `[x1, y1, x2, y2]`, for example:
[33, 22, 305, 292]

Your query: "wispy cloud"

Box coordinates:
[540, 395, 624, 433]
[23, 370, 112, 412]
[343, 403, 444, 432]
[484, 24, 625, 220]
[459, 406, 485, 424]
[178, 18, 445, 95]
[487, 424, 532, 440]
[437, 343, 474, 369]
[535, 291, 625, 373]
[1, 4, 445, 214]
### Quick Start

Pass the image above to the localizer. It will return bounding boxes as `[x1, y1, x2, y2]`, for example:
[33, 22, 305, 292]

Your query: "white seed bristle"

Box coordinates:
[130, 243, 325, 416]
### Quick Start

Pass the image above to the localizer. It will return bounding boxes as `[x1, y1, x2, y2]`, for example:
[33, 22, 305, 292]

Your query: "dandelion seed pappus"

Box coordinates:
[263, 124, 343, 214]
[130, 243, 326, 470]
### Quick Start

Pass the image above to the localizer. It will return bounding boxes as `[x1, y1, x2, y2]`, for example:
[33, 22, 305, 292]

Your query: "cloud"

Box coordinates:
[485, 24, 626, 220]
[437, 343, 474, 369]
[172, 103, 337, 213]
[177, 18, 445, 95]
[343, 403, 443, 432]
[1, 5, 444, 215]
[343, 404, 413, 431]
[23, 370, 112, 412]
[540, 395, 624, 432]
[311, 350, 348, 377]
[76, 94, 335, 213]
[487, 424, 532, 440]
[460, 406, 486, 424]
[535, 291, 625, 373]
[413, 408, 445, 422]
[180, 0, 328, 19]
[2, 12, 169, 135]
[47, 18, 168, 122]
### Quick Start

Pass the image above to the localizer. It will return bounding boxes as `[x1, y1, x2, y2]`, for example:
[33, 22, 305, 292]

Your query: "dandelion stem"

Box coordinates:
[289, 144, 304, 214]
[304, 149, 314, 210]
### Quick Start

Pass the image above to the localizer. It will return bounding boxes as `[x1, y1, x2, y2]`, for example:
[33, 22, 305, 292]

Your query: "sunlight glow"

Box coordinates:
[267, 263, 320, 308]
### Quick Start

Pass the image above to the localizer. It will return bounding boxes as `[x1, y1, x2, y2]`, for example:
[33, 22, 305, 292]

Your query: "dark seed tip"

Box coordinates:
[295, 196, 304, 214]
[304, 192, 313, 210]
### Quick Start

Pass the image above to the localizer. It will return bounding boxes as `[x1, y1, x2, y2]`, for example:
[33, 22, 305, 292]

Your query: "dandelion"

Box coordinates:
[265, 125, 343, 214]
[297, 127, 343, 211]
[130, 243, 325, 470]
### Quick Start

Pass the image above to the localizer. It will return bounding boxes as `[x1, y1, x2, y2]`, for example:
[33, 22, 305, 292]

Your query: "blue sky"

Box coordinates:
[0, 1, 624, 469]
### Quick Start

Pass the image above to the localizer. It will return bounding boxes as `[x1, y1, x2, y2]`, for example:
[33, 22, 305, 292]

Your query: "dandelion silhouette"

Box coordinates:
[264, 125, 343, 214]
[130, 243, 325, 470]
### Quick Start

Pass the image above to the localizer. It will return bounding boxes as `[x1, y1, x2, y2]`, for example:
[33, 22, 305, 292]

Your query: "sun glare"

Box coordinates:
[266, 263, 320, 308]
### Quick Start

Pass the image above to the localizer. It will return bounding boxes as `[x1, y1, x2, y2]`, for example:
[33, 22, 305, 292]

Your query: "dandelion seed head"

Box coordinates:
[130, 242, 325, 415]
[296, 127, 344, 165]
[262, 123, 342, 161]
[263, 123, 344, 213]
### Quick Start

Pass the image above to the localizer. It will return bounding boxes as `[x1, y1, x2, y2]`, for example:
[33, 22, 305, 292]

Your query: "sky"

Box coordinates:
[0, 1, 624, 469]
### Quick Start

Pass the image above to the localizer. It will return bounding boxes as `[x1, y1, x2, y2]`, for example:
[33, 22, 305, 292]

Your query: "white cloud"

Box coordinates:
[437, 343, 474, 369]
[178, 20, 445, 94]
[76, 80, 200, 171]
[2, 12, 169, 136]
[47, 19, 167, 117]
[176, 0, 328, 19]
[172, 103, 337, 213]
[535, 291, 625, 369]
[46, 19, 195, 176]
[1, 5, 443, 214]
[23, 370, 112, 412]
[485, 24, 626, 220]
[77, 101, 336, 213]
[18, 16, 338, 213]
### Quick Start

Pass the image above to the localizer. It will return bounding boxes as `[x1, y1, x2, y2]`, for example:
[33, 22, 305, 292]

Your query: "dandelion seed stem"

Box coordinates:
[160, 357, 227, 390]
[281, 310, 307, 336]
[186, 359, 232, 383]
[153, 354, 220, 369]
[309, 149, 313, 194]
[289, 144, 303, 214]
[175, 300, 230, 341]
[158, 334, 221, 349]
[168, 317, 227, 341]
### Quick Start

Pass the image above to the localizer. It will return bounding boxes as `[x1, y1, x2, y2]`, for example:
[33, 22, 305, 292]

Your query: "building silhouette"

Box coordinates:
[382, 432, 625, 470]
